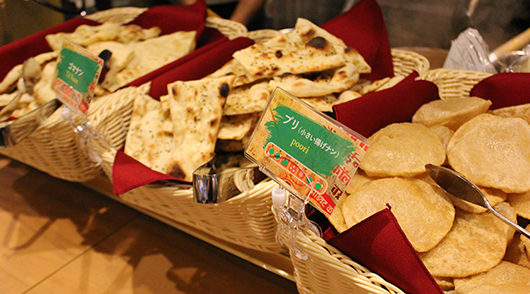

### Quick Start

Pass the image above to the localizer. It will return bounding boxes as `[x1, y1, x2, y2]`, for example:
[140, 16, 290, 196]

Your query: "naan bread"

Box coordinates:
[294, 18, 371, 74]
[33, 61, 58, 105]
[85, 41, 135, 91]
[233, 18, 364, 81]
[124, 84, 174, 174]
[0, 51, 58, 94]
[166, 76, 235, 181]
[0, 92, 20, 107]
[223, 80, 270, 115]
[85, 41, 135, 72]
[10, 94, 37, 118]
[218, 112, 259, 141]
[45, 22, 122, 51]
[105, 30, 197, 92]
[206, 58, 252, 88]
[298, 90, 362, 113]
[268, 63, 360, 98]
[116, 24, 162, 43]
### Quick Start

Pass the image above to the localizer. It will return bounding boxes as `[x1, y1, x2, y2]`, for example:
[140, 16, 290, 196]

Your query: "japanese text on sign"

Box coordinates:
[245, 88, 369, 217]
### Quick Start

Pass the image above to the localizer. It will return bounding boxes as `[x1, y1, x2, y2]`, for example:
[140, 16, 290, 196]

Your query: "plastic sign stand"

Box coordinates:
[55, 39, 103, 117]
[55, 39, 105, 163]
[245, 87, 369, 218]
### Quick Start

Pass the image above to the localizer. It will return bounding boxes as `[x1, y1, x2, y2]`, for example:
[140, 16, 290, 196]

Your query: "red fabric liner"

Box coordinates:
[326, 208, 443, 294]
[328, 74, 443, 294]
[333, 72, 440, 138]
[113, 149, 177, 191]
[111, 37, 254, 195]
[127, 2, 207, 35]
[470, 72, 530, 109]
[322, 0, 393, 81]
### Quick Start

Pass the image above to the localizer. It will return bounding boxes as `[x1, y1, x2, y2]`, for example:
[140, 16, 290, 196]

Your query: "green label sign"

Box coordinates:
[55, 39, 103, 115]
[245, 88, 369, 217]
[265, 105, 357, 176]
[56, 49, 100, 92]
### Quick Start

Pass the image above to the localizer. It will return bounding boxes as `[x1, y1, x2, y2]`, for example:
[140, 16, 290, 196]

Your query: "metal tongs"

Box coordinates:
[192, 153, 264, 204]
[0, 57, 61, 148]
[0, 58, 41, 122]
[426, 164, 530, 239]
[0, 99, 61, 148]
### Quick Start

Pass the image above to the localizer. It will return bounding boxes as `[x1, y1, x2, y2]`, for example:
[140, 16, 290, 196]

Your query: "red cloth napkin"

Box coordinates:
[333, 72, 440, 138]
[322, 0, 394, 81]
[113, 149, 178, 194]
[470, 72, 530, 109]
[326, 208, 442, 294]
[111, 37, 254, 195]
[127, 2, 207, 35]
[323, 73, 444, 294]
[0, 0, 208, 81]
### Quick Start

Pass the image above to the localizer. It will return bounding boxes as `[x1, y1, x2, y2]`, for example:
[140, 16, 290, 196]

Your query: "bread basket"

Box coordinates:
[0, 4, 241, 182]
[86, 47, 430, 253]
[289, 68, 492, 294]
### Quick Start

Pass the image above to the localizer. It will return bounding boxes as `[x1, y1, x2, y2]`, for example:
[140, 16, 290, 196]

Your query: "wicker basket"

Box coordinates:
[86, 48, 430, 253]
[293, 231, 405, 294]
[419, 68, 493, 99]
[0, 111, 103, 182]
[290, 68, 492, 294]
[94, 143, 284, 253]
[247, 29, 280, 43]
[0, 8, 246, 183]
[392, 49, 430, 77]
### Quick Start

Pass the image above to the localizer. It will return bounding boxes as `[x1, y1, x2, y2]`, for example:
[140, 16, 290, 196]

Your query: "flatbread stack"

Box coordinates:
[165, 76, 235, 181]
[123, 83, 173, 174]
[123, 18, 408, 183]
[0, 22, 197, 120]
[331, 95, 530, 292]
[209, 17, 381, 116]
[208, 18, 399, 152]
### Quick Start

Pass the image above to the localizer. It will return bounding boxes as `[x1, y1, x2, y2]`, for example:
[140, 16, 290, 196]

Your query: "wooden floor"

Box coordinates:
[0, 155, 298, 294]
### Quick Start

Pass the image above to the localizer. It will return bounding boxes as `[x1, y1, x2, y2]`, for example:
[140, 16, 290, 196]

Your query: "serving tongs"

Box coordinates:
[0, 98, 61, 148]
[192, 153, 265, 204]
[0, 58, 41, 122]
[426, 163, 530, 239]
[0, 57, 61, 148]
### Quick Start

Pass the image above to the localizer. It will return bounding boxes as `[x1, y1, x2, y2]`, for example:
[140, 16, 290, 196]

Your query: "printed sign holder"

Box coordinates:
[59, 107, 102, 164]
[54, 39, 106, 164]
[270, 156, 321, 260]
[245, 88, 369, 260]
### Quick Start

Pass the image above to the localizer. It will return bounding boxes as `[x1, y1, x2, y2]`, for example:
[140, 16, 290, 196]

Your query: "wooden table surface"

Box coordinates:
[0, 155, 298, 294]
